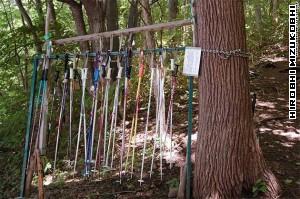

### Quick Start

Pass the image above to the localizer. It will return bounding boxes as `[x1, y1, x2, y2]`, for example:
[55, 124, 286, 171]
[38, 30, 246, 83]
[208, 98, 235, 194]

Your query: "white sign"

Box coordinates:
[183, 47, 202, 77]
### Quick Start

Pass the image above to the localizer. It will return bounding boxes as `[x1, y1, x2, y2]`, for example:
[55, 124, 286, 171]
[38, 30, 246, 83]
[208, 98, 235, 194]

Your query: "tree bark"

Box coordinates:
[254, 3, 263, 45]
[82, 0, 106, 51]
[48, 0, 57, 27]
[270, 0, 279, 23]
[140, 0, 156, 49]
[168, 0, 178, 21]
[127, 0, 139, 45]
[106, 0, 119, 79]
[194, 0, 280, 198]
[58, 0, 89, 51]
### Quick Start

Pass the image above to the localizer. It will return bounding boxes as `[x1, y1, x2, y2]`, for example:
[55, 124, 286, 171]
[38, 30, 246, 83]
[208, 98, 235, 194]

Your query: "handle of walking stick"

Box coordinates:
[81, 68, 88, 81]
[70, 68, 74, 80]
[170, 59, 175, 71]
[173, 64, 179, 77]
[106, 67, 112, 80]
[117, 67, 123, 79]
[138, 51, 145, 78]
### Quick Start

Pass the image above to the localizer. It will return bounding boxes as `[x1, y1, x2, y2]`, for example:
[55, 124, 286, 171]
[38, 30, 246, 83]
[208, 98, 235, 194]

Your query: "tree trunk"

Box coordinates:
[168, 0, 178, 21]
[106, 0, 119, 79]
[127, 0, 139, 45]
[48, 0, 57, 28]
[254, 3, 263, 45]
[140, 0, 156, 49]
[82, 0, 106, 51]
[270, 0, 279, 23]
[193, 0, 280, 198]
[15, 0, 42, 53]
[59, 0, 89, 51]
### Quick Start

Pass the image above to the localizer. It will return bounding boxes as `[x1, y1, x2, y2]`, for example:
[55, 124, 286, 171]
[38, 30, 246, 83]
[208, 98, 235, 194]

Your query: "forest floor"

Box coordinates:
[1, 57, 299, 199]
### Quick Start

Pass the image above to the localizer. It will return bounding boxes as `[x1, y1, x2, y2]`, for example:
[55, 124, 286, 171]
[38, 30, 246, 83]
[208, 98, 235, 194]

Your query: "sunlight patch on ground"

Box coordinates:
[259, 127, 272, 132]
[258, 113, 274, 120]
[257, 101, 276, 109]
[263, 57, 287, 62]
[44, 175, 53, 186]
[280, 142, 295, 148]
[272, 128, 300, 141]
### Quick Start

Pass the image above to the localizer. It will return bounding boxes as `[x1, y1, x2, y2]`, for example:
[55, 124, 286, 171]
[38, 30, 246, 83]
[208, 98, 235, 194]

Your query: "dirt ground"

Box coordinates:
[25, 58, 300, 199]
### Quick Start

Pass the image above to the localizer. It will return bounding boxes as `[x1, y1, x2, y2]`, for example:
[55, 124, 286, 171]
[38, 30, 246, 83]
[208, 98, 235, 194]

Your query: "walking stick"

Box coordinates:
[119, 47, 132, 183]
[158, 54, 166, 181]
[150, 66, 160, 179]
[95, 38, 105, 170]
[138, 53, 155, 185]
[68, 57, 75, 158]
[103, 37, 113, 166]
[164, 59, 179, 168]
[74, 55, 88, 173]
[106, 36, 123, 168]
[103, 56, 112, 167]
[129, 50, 145, 178]
[94, 62, 106, 170]
[150, 52, 165, 181]
[85, 53, 101, 175]
[48, 71, 59, 134]
[54, 54, 69, 171]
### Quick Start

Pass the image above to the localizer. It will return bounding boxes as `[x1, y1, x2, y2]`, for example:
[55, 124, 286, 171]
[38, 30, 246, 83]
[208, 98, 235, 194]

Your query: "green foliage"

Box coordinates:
[252, 179, 267, 197]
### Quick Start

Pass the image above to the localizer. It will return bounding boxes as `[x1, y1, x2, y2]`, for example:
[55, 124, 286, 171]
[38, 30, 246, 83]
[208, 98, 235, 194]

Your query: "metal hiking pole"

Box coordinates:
[109, 36, 123, 169]
[138, 53, 155, 185]
[150, 66, 161, 179]
[103, 54, 112, 167]
[110, 66, 123, 168]
[129, 50, 145, 178]
[54, 54, 69, 171]
[68, 57, 75, 158]
[169, 60, 178, 169]
[85, 53, 101, 175]
[48, 71, 59, 135]
[74, 55, 88, 173]
[90, 53, 101, 170]
[158, 53, 166, 181]
[119, 47, 132, 183]
[95, 56, 106, 171]
[95, 38, 105, 170]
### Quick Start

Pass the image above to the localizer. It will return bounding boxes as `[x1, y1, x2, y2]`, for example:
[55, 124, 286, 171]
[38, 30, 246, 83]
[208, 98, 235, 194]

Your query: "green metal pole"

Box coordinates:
[186, 76, 193, 199]
[19, 57, 39, 198]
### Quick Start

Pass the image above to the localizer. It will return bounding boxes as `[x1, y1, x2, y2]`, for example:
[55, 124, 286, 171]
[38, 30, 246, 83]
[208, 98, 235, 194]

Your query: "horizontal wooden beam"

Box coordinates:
[53, 19, 192, 45]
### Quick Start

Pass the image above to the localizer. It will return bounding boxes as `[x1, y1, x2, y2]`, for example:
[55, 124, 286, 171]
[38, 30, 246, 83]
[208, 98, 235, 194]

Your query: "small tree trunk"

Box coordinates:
[127, 0, 139, 45]
[82, 0, 106, 51]
[271, 0, 279, 23]
[106, 0, 119, 79]
[168, 0, 178, 21]
[140, 0, 156, 49]
[254, 3, 263, 45]
[194, 0, 280, 198]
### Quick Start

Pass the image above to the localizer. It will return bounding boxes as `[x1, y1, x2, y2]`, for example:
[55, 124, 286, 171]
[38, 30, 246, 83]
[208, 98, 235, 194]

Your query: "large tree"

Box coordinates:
[194, 0, 280, 198]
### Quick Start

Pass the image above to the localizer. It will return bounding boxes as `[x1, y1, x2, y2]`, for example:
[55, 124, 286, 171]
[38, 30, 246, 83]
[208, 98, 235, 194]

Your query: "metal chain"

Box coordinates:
[202, 48, 251, 59]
